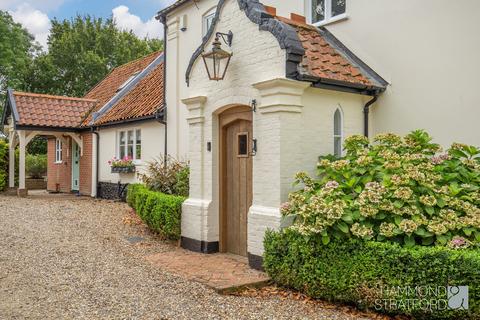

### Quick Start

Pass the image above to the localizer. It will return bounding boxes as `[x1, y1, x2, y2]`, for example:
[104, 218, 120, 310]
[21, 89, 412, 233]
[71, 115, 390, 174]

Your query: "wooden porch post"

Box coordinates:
[17, 130, 27, 196]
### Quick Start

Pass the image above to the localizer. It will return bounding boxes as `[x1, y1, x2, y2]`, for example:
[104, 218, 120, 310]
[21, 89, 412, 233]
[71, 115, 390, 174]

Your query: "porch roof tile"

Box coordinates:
[275, 16, 387, 90]
[12, 92, 97, 128]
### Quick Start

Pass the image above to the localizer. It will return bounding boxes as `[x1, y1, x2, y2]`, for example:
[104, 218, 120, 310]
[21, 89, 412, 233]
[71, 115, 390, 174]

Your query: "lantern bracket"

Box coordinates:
[216, 31, 233, 47]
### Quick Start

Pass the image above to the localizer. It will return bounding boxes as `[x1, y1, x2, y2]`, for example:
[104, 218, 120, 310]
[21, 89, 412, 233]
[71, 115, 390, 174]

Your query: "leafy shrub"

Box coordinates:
[126, 183, 185, 240]
[27, 136, 47, 155]
[139, 156, 189, 197]
[264, 229, 480, 320]
[26, 154, 47, 178]
[0, 140, 7, 191]
[282, 130, 480, 248]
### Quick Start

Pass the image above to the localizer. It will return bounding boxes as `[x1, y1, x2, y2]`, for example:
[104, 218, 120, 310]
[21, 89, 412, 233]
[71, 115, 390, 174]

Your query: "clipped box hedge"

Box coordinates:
[127, 184, 185, 240]
[264, 229, 480, 320]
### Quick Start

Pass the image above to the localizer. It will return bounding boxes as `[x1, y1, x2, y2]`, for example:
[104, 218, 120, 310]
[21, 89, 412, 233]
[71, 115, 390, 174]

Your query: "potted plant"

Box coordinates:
[109, 156, 136, 173]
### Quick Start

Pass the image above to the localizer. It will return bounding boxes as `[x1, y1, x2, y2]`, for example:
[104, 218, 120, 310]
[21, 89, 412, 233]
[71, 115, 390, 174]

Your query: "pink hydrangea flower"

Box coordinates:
[325, 181, 339, 189]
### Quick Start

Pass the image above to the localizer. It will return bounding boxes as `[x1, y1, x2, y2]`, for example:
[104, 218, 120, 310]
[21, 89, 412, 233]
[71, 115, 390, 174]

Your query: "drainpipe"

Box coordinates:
[91, 128, 99, 198]
[363, 96, 378, 138]
[158, 13, 168, 167]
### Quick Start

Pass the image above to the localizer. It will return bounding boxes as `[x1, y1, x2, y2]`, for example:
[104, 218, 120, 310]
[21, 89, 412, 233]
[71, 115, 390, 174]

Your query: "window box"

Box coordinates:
[111, 166, 136, 174]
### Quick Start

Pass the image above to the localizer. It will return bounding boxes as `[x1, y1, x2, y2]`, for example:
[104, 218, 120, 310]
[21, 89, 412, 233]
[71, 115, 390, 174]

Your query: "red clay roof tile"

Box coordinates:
[82, 51, 162, 126]
[94, 62, 164, 125]
[275, 16, 378, 88]
[12, 92, 97, 128]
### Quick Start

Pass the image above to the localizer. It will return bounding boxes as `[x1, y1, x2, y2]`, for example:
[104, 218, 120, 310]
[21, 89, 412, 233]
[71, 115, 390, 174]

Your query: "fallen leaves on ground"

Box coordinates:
[122, 209, 143, 226]
[231, 285, 409, 320]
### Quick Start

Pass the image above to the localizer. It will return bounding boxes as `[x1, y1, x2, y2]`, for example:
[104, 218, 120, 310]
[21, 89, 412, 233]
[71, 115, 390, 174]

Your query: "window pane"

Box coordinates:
[334, 137, 342, 157]
[136, 129, 141, 160]
[120, 147, 126, 160]
[206, 15, 214, 31]
[238, 134, 248, 156]
[126, 130, 134, 159]
[311, 0, 325, 23]
[127, 130, 134, 145]
[332, 0, 346, 17]
[136, 145, 142, 160]
[119, 131, 126, 146]
[334, 109, 342, 136]
[127, 145, 134, 158]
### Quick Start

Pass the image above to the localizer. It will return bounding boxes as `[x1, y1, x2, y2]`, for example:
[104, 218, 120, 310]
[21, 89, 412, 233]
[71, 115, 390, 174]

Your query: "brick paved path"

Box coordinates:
[147, 249, 270, 292]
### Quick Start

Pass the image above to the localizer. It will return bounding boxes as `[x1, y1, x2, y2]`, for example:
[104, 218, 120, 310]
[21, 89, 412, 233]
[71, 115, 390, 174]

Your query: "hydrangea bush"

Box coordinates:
[282, 130, 480, 248]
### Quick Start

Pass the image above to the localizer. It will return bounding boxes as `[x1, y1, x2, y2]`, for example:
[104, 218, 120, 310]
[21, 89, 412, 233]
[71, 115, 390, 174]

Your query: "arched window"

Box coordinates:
[333, 108, 343, 157]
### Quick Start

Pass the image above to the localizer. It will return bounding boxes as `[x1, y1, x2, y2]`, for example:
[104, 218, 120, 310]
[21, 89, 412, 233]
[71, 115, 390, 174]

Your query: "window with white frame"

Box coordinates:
[55, 138, 62, 163]
[203, 7, 216, 36]
[118, 129, 141, 160]
[333, 108, 343, 158]
[308, 0, 346, 26]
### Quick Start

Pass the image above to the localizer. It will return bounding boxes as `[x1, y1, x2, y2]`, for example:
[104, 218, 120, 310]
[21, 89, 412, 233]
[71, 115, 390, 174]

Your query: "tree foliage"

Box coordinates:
[0, 11, 38, 101]
[27, 15, 163, 97]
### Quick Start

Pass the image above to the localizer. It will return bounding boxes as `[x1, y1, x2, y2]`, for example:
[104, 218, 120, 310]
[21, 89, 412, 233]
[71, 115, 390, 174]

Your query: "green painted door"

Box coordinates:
[72, 142, 80, 191]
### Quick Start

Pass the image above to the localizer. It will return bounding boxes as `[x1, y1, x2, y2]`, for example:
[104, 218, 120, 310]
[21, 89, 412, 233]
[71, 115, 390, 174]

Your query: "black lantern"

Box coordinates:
[202, 31, 233, 81]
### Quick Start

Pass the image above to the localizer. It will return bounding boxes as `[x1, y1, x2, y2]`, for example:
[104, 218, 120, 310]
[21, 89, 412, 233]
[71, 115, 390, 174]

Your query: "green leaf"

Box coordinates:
[475, 232, 480, 242]
[394, 216, 402, 226]
[352, 210, 361, 220]
[449, 149, 468, 159]
[437, 235, 448, 245]
[414, 228, 426, 236]
[354, 186, 362, 194]
[437, 197, 446, 208]
[341, 214, 353, 224]
[425, 206, 435, 215]
[346, 178, 356, 187]
[337, 222, 349, 233]
[393, 200, 404, 209]
[404, 235, 415, 248]
[322, 235, 330, 245]
[463, 227, 475, 236]
[421, 237, 434, 246]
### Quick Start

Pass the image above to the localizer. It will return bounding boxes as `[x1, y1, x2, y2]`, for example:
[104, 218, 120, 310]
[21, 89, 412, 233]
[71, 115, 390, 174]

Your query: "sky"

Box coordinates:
[0, 0, 177, 49]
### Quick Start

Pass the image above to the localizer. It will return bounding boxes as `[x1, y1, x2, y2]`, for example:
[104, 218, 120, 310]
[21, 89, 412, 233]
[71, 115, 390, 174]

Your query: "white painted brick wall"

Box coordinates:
[179, 0, 366, 253]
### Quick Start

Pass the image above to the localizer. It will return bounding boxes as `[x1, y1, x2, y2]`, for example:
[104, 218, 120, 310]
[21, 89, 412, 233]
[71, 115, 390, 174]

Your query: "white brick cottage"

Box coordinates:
[158, 0, 388, 269]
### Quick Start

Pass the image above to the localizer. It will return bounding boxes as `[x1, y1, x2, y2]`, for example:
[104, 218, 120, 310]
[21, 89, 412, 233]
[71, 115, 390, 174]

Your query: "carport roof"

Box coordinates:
[4, 89, 97, 130]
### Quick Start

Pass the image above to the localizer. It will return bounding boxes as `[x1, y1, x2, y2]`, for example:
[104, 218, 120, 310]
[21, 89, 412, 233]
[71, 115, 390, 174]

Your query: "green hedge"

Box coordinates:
[127, 184, 185, 240]
[264, 229, 480, 320]
[0, 140, 8, 191]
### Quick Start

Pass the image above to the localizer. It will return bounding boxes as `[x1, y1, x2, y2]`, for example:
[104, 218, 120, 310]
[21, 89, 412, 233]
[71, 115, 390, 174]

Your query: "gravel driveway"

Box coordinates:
[0, 194, 377, 320]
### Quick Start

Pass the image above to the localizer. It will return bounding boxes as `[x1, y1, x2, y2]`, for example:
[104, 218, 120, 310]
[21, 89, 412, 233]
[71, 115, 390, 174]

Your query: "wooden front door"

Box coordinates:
[219, 106, 253, 257]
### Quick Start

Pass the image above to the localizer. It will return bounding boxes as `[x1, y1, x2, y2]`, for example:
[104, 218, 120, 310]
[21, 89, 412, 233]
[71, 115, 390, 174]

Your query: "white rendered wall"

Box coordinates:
[299, 0, 480, 146]
[97, 120, 165, 184]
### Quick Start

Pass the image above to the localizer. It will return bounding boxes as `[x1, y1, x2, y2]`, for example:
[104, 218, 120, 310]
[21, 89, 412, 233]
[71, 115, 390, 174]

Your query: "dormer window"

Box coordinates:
[117, 71, 140, 92]
[203, 7, 216, 36]
[309, 0, 347, 26]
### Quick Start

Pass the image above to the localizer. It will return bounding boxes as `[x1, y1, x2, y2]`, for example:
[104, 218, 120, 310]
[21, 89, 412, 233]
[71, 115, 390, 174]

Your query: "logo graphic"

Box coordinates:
[447, 286, 469, 310]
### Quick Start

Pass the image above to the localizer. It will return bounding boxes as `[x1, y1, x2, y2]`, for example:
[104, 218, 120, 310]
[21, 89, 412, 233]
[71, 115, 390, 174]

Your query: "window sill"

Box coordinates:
[54, 161, 63, 164]
[313, 14, 348, 27]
